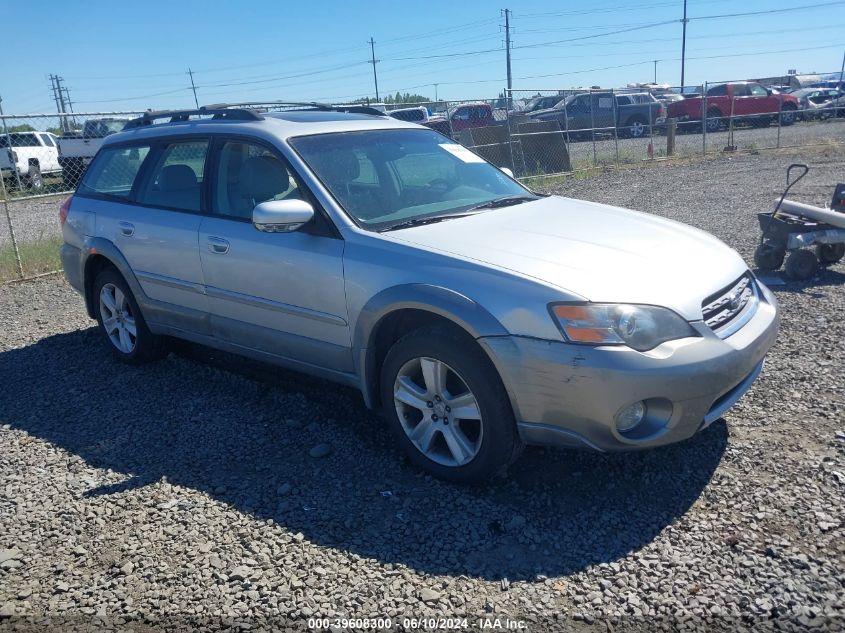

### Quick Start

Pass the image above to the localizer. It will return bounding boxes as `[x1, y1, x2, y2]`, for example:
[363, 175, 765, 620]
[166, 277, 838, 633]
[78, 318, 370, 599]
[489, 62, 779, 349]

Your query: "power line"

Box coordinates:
[689, 1, 845, 21]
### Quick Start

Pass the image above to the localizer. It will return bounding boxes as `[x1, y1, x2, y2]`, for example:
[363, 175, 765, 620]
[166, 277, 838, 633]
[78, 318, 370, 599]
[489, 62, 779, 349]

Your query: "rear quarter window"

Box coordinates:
[78, 145, 151, 199]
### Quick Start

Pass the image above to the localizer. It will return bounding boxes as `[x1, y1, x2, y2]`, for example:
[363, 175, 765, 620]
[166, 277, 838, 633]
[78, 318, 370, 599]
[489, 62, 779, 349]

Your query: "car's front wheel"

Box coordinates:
[93, 268, 166, 364]
[380, 325, 522, 483]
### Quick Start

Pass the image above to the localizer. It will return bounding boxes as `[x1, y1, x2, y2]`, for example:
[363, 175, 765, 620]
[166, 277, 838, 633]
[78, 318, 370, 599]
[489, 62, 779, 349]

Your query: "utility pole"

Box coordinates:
[680, 0, 688, 89]
[839, 48, 844, 86]
[503, 8, 513, 108]
[653, 60, 658, 84]
[62, 86, 77, 131]
[433, 84, 439, 102]
[368, 37, 380, 102]
[49, 74, 69, 132]
[187, 68, 199, 108]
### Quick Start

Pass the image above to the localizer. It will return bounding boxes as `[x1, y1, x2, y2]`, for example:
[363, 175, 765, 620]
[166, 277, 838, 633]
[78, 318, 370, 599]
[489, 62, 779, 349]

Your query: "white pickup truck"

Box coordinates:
[0, 131, 61, 191]
[57, 118, 129, 186]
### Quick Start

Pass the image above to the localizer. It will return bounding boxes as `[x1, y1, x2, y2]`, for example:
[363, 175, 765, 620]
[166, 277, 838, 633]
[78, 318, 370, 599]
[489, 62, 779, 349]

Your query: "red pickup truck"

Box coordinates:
[423, 102, 498, 138]
[667, 82, 799, 132]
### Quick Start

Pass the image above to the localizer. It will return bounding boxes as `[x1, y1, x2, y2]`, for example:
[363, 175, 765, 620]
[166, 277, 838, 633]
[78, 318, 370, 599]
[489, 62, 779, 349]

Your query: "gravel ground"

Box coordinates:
[1, 148, 844, 631]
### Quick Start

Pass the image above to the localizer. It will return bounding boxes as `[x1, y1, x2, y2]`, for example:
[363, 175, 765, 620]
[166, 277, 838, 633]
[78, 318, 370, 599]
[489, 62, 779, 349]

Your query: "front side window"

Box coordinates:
[78, 145, 151, 199]
[0, 133, 41, 148]
[290, 128, 533, 231]
[212, 140, 301, 220]
[40, 134, 55, 147]
[749, 85, 768, 97]
[137, 140, 208, 212]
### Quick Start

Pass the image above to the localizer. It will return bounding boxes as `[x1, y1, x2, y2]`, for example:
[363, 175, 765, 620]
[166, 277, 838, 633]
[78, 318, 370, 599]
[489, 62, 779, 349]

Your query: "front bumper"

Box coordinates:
[479, 282, 779, 452]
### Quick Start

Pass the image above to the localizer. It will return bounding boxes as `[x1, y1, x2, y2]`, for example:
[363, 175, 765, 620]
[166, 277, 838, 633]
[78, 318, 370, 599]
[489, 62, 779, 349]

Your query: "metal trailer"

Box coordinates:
[754, 164, 845, 280]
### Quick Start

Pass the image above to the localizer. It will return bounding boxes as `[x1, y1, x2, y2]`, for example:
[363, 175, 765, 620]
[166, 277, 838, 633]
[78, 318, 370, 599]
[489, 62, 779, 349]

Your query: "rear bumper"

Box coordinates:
[479, 281, 779, 452]
[60, 243, 84, 295]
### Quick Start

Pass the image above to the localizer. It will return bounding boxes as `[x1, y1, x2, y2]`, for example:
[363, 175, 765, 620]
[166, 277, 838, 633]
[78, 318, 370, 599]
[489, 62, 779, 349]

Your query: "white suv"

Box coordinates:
[0, 131, 62, 190]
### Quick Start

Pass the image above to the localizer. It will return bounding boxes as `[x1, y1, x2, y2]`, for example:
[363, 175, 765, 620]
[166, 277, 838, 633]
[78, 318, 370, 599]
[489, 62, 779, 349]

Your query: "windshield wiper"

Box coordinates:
[464, 194, 539, 212]
[381, 212, 480, 232]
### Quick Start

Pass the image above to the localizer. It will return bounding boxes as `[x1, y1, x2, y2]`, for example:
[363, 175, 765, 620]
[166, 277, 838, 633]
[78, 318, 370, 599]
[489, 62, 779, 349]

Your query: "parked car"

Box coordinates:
[518, 95, 564, 114]
[529, 91, 665, 139]
[0, 131, 61, 190]
[790, 88, 844, 120]
[820, 94, 845, 117]
[422, 102, 497, 138]
[60, 105, 779, 482]
[57, 118, 130, 187]
[667, 82, 799, 132]
[386, 106, 429, 124]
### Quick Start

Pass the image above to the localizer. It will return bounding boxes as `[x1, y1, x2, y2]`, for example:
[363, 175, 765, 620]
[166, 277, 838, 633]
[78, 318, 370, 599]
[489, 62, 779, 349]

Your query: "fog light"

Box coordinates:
[615, 401, 646, 433]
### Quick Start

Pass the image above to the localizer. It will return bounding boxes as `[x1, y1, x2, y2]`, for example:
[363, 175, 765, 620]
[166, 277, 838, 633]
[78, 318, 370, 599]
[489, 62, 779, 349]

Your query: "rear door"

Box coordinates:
[197, 136, 350, 370]
[82, 139, 209, 330]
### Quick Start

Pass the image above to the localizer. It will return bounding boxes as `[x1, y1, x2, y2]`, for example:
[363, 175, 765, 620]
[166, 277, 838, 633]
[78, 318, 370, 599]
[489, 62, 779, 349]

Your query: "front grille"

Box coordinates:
[701, 273, 759, 338]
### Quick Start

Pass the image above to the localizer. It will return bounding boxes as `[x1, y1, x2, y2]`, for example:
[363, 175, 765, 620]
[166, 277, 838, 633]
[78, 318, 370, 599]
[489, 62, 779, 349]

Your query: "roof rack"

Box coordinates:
[203, 101, 387, 117]
[123, 107, 263, 129]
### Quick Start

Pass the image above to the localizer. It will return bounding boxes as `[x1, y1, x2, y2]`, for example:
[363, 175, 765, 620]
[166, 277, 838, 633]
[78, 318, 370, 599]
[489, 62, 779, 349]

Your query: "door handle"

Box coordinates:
[119, 221, 135, 236]
[207, 236, 229, 254]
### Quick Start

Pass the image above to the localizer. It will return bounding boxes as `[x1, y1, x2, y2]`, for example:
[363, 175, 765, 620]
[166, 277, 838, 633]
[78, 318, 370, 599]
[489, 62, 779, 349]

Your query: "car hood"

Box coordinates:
[387, 196, 748, 320]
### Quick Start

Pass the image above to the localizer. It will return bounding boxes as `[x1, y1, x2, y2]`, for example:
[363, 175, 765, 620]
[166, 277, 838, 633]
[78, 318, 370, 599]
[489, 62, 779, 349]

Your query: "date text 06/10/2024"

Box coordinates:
[307, 617, 528, 630]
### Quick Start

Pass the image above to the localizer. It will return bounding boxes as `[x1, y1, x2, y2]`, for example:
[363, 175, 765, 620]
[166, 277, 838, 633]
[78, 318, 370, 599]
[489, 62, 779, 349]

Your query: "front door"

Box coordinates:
[198, 138, 351, 371]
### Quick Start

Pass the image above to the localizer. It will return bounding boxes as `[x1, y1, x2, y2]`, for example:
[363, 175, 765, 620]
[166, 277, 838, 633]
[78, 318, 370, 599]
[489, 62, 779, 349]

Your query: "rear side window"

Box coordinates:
[137, 140, 209, 212]
[78, 145, 151, 199]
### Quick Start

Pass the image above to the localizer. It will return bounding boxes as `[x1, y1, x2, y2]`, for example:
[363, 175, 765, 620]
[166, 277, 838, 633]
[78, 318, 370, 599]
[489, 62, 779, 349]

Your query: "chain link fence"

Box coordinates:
[2, 83, 844, 283]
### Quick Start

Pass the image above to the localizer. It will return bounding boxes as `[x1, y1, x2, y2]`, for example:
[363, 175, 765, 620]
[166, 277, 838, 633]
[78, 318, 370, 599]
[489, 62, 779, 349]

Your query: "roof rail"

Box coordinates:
[123, 107, 263, 129]
[204, 101, 387, 117]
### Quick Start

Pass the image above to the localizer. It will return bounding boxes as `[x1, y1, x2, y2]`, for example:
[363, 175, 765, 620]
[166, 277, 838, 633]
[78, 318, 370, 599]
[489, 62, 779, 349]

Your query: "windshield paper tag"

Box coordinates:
[439, 143, 485, 163]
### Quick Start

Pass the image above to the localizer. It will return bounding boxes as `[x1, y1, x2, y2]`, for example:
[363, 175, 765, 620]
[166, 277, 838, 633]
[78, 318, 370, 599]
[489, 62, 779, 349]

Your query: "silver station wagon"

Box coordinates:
[60, 104, 779, 482]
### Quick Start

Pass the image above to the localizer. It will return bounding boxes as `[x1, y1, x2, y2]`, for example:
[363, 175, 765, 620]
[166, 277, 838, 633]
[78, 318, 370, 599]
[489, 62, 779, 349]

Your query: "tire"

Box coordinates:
[705, 109, 723, 133]
[26, 163, 43, 191]
[817, 243, 845, 265]
[93, 267, 167, 364]
[784, 249, 819, 280]
[754, 242, 786, 271]
[622, 116, 648, 139]
[780, 105, 797, 126]
[380, 325, 523, 483]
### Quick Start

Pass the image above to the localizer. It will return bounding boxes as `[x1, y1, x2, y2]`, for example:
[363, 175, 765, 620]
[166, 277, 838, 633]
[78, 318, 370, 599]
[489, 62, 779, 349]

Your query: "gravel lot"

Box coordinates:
[1, 148, 843, 631]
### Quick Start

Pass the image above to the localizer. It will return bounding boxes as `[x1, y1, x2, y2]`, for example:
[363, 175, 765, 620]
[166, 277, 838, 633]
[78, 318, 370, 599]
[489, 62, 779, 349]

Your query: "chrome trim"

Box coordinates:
[701, 274, 760, 339]
[205, 285, 348, 326]
[702, 360, 764, 427]
[136, 270, 206, 295]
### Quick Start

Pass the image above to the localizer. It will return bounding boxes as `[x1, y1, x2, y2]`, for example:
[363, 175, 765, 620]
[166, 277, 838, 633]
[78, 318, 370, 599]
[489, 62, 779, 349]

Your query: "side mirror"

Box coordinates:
[252, 199, 314, 233]
[500, 167, 514, 178]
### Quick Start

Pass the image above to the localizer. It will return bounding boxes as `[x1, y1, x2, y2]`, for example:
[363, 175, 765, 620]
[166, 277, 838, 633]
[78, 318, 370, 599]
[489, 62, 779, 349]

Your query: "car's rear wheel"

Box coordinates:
[380, 325, 522, 483]
[624, 116, 648, 138]
[26, 164, 43, 191]
[780, 105, 797, 126]
[93, 268, 166, 364]
[705, 109, 723, 133]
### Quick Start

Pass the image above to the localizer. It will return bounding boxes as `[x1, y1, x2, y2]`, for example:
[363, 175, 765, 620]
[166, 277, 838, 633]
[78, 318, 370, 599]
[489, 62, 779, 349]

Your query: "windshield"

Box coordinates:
[289, 129, 532, 231]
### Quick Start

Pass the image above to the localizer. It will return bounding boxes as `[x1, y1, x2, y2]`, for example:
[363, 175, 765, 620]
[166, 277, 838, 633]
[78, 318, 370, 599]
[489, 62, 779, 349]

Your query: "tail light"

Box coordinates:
[59, 195, 73, 227]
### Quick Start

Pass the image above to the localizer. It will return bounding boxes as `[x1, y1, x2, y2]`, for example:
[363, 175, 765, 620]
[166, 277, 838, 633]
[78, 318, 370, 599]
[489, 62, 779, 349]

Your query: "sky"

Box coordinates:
[3, 0, 845, 114]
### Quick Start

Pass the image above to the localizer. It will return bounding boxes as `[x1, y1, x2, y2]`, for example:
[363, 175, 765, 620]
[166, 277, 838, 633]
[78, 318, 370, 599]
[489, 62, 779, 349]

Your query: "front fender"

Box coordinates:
[353, 283, 509, 409]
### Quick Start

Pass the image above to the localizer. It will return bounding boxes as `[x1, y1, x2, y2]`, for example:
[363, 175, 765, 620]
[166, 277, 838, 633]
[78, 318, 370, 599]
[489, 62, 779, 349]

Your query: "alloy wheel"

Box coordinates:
[99, 283, 137, 353]
[393, 357, 483, 467]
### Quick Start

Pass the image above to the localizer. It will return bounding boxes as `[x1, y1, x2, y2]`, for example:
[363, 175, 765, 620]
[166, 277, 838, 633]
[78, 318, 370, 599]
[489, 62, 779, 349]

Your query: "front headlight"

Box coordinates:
[549, 303, 699, 352]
